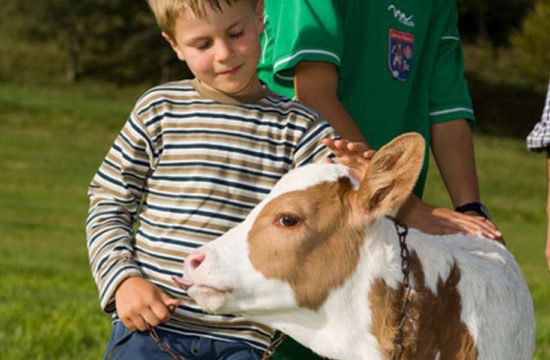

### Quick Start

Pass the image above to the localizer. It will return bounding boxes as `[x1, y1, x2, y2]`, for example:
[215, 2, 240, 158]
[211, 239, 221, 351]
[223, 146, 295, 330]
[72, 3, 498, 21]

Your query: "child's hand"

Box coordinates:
[115, 276, 180, 331]
[322, 138, 375, 180]
[397, 195, 503, 242]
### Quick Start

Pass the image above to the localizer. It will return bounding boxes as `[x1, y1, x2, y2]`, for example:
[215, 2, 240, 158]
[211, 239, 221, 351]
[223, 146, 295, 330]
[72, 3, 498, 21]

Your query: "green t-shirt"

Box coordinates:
[258, 0, 475, 197]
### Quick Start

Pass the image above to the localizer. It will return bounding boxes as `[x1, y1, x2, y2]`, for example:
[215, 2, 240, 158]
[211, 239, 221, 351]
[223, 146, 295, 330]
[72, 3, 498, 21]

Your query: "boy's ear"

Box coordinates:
[356, 132, 425, 218]
[162, 32, 186, 62]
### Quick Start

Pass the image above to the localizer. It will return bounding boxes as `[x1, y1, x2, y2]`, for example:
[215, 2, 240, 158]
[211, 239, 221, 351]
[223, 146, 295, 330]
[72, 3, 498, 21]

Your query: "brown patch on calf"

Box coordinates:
[248, 177, 367, 311]
[369, 252, 477, 360]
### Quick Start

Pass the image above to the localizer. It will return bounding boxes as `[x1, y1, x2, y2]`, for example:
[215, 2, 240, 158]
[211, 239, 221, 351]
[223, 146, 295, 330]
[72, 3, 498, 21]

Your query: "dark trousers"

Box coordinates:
[104, 322, 264, 360]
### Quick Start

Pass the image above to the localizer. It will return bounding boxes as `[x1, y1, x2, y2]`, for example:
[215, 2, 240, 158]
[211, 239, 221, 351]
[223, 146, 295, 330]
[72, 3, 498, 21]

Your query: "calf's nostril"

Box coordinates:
[188, 252, 206, 269]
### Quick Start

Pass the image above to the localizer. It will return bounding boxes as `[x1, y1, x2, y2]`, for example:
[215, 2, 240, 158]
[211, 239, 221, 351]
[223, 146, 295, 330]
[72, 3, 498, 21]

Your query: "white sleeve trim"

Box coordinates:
[441, 36, 460, 41]
[430, 107, 474, 116]
[275, 73, 294, 81]
[274, 49, 341, 71]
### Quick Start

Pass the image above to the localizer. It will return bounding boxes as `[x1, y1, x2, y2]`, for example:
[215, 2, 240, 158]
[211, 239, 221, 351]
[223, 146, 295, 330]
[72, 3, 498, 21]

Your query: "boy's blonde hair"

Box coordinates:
[148, 0, 258, 38]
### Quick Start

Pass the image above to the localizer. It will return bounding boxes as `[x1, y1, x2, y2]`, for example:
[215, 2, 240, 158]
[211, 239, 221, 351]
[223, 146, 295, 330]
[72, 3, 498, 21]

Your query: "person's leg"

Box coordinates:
[209, 337, 264, 360]
[105, 321, 267, 360]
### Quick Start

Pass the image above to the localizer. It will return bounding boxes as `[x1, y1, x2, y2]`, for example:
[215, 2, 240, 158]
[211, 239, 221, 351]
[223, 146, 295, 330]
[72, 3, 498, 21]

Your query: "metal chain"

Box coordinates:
[390, 218, 412, 360]
[147, 325, 286, 360]
[148, 324, 188, 360]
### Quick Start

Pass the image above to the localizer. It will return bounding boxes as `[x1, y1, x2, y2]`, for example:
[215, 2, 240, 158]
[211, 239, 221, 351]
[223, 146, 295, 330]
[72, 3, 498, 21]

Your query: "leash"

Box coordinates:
[389, 217, 413, 360]
[147, 322, 286, 360]
[147, 324, 188, 360]
[260, 332, 287, 360]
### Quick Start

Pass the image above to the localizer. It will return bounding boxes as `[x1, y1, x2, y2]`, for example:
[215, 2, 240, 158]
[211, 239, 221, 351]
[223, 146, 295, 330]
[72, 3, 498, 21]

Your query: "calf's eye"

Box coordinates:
[277, 214, 301, 228]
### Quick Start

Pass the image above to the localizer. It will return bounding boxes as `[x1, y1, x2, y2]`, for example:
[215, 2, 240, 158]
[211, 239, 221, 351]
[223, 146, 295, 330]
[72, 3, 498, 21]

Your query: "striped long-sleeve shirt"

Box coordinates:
[86, 79, 336, 350]
[527, 77, 550, 152]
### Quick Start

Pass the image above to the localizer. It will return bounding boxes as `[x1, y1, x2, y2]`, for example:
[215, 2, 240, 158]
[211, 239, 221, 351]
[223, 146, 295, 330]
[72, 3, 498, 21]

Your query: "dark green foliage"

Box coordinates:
[511, 0, 550, 89]
[0, 0, 541, 86]
[0, 0, 189, 84]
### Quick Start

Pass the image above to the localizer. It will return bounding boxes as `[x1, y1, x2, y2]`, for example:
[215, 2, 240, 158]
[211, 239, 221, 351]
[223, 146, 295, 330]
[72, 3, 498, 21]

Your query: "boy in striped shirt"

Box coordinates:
[86, 0, 337, 359]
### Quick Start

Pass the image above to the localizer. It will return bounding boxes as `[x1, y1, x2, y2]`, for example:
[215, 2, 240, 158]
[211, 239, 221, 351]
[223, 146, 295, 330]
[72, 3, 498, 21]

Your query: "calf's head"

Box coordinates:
[174, 133, 425, 316]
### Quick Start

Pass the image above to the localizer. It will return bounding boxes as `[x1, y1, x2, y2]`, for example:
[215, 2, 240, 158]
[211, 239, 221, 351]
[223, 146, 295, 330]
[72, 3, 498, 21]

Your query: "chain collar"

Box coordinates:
[388, 217, 412, 360]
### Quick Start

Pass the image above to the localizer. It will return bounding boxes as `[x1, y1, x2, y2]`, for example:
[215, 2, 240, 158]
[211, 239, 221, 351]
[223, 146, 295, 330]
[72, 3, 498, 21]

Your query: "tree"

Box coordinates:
[510, 0, 550, 90]
[7, 0, 104, 82]
[4, 0, 181, 84]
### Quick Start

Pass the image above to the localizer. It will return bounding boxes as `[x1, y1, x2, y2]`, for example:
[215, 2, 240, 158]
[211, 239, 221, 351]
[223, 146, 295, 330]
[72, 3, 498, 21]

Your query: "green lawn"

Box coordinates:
[0, 82, 548, 359]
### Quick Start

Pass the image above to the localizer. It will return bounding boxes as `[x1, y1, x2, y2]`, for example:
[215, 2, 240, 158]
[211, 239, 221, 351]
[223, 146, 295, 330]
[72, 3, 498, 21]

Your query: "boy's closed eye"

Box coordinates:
[194, 39, 212, 50]
[188, 28, 244, 50]
[228, 29, 244, 39]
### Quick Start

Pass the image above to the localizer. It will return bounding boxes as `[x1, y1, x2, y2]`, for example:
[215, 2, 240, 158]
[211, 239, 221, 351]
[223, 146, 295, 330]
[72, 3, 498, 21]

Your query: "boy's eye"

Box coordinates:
[195, 40, 212, 50]
[228, 30, 244, 39]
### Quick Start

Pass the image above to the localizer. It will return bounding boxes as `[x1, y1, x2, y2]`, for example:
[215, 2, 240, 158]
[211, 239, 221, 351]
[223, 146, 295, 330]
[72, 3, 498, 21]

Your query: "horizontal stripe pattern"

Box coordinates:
[86, 79, 336, 349]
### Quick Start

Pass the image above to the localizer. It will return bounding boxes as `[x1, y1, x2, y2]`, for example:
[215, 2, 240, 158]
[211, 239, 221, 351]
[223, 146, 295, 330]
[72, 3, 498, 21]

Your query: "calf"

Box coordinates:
[174, 133, 535, 360]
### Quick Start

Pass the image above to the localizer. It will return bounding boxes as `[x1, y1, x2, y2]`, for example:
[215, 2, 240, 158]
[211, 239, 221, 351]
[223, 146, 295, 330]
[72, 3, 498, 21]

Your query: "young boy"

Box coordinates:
[86, 1, 336, 359]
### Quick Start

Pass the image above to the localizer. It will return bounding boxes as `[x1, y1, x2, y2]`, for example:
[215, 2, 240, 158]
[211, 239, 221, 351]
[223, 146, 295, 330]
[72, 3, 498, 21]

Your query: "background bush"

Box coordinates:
[511, 0, 550, 91]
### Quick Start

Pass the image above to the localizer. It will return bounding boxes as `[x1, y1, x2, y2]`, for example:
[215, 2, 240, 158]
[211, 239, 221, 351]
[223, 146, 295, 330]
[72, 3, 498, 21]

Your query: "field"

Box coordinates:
[0, 82, 548, 359]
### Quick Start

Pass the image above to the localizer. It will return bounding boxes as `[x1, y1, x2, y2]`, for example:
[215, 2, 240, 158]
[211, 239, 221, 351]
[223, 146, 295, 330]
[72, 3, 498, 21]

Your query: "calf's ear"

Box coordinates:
[357, 132, 425, 218]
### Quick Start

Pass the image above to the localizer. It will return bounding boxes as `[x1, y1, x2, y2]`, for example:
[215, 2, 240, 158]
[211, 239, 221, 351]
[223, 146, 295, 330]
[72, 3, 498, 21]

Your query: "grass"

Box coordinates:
[0, 82, 548, 359]
[424, 135, 550, 359]
[0, 82, 140, 359]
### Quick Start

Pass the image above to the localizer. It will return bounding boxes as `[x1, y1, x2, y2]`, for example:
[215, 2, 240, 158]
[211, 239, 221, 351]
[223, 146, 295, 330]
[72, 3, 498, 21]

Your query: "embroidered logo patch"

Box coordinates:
[387, 5, 415, 27]
[388, 29, 414, 81]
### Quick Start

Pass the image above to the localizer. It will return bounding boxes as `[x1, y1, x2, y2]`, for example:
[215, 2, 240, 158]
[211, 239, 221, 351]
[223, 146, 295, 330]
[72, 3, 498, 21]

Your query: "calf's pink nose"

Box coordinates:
[186, 251, 206, 272]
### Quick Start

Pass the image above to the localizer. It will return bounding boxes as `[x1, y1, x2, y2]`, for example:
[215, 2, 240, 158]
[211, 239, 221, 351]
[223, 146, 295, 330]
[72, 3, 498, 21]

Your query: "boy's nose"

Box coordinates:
[215, 40, 234, 61]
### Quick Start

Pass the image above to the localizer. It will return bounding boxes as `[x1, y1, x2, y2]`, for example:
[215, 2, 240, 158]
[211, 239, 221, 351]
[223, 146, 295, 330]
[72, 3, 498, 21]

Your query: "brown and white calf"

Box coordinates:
[174, 133, 535, 360]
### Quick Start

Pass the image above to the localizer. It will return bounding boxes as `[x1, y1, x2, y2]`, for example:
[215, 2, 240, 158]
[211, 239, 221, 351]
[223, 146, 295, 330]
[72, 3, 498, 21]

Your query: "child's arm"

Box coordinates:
[430, 120, 480, 209]
[86, 109, 178, 326]
[294, 61, 368, 144]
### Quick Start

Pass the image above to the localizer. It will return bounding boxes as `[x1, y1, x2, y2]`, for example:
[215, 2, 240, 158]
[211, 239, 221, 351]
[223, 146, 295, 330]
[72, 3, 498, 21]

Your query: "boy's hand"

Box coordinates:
[397, 195, 504, 242]
[115, 276, 180, 332]
[322, 138, 375, 180]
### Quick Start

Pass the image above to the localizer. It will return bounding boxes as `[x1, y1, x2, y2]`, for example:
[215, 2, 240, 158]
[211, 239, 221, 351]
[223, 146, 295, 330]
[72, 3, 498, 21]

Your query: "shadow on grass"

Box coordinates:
[467, 71, 547, 139]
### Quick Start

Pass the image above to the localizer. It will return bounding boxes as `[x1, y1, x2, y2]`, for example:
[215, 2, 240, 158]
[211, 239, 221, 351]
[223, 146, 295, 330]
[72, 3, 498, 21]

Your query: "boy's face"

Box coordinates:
[163, 1, 264, 97]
